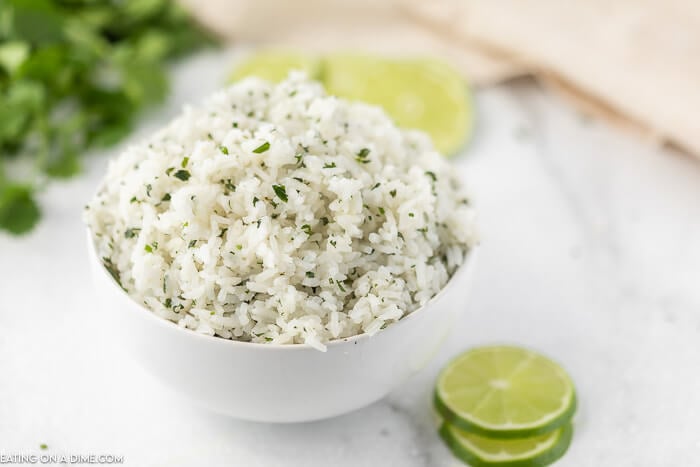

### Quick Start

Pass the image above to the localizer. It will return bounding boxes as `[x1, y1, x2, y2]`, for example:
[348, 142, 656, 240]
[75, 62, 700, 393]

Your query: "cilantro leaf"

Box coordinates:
[173, 169, 191, 181]
[0, 184, 41, 235]
[272, 184, 288, 202]
[0, 0, 214, 234]
[253, 141, 270, 153]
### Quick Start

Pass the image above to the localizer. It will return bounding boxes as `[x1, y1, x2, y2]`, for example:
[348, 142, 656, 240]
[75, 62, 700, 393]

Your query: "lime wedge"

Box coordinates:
[229, 51, 321, 83]
[322, 54, 472, 156]
[227, 52, 473, 156]
[439, 422, 573, 467]
[435, 346, 576, 439]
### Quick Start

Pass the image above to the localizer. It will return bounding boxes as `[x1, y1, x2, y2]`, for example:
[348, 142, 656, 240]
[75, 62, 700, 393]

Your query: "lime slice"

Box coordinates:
[227, 52, 474, 156]
[439, 422, 573, 467]
[435, 346, 576, 439]
[322, 54, 472, 156]
[229, 51, 321, 83]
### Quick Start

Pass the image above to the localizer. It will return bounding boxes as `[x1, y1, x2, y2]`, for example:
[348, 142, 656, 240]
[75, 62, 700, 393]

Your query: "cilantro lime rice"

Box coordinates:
[85, 73, 477, 351]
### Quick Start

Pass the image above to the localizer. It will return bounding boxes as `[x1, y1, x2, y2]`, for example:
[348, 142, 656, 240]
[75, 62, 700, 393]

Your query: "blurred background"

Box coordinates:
[1, 1, 698, 466]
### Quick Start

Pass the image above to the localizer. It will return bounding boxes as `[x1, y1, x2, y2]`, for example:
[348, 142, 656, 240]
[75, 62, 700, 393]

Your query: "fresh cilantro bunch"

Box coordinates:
[0, 0, 213, 235]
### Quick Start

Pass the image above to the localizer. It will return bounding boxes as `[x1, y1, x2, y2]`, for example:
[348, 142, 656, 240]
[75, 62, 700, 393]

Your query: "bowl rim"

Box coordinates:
[87, 227, 478, 351]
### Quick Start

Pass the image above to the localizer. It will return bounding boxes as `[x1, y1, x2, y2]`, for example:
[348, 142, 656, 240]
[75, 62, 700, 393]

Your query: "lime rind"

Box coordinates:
[439, 423, 574, 467]
[435, 390, 576, 439]
[435, 346, 577, 439]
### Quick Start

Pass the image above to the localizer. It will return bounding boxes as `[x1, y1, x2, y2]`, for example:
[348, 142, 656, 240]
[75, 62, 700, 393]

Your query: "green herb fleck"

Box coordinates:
[188, 240, 197, 248]
[146, 184, 152, 197]
[232, 122, 238, 128]
[219, 146, 229, 155]
[102, 257, 123, 289]
[389, 189, 397, 198]
[320, 217, 329, 225]
[356, 148, 370, 162]
[144, 244, 153, 253]
[181, 157, 190, 168]
[173, 170, 191, 181]
[124, 228, 141, 239]
[378, 207, 385, 215]
[408, 212, 415, 217]
[371, 182, 381, 190]
[164, 298, 172, 308]
[425, 171, 437, 182]
[39, 444, 47, 451]
[222, 180, 236, 192]
[130, 196, 138, 203]
[323, 162, 337, 169]
[253, 196, 260, 206]
[253, 141, 270, 153]
[306, 271, 315, 278]
[272, 184, 288, 202]
[165, 167, 175, 176]
[301, 224, 312, 235]
[161, 193, 171, 202]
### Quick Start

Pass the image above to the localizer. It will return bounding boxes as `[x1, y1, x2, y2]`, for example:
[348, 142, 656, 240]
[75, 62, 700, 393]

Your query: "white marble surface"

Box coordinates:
[1, 50, 699, 466]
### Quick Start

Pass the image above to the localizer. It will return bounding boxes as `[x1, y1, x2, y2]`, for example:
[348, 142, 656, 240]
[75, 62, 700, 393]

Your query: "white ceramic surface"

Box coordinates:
[87, 231, 478, 423]
[3, 49, 700, 466]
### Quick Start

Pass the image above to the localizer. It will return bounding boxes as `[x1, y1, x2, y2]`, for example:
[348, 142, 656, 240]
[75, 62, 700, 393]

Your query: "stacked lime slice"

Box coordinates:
[434, 346, 577, 466]
[229, 51, 473, 157]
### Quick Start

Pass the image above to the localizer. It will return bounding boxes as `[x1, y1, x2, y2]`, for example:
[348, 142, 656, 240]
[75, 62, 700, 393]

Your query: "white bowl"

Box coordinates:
[87, 231, 478, 423]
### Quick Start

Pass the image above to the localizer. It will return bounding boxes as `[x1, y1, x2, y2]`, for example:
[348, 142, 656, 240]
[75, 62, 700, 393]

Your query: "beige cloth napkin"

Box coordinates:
[182, 0, 700, 157]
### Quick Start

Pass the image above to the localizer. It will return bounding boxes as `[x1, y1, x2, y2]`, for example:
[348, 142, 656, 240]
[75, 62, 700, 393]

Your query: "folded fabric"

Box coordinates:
[182, 0, 700, 157]
[180, 0, 522, 84]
